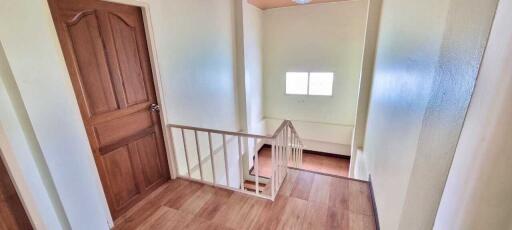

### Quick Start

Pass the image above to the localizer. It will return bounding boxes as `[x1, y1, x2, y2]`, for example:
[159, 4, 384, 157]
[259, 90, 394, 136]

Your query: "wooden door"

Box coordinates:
[0, 156, 32, 230]
[48, 0, 170, 219]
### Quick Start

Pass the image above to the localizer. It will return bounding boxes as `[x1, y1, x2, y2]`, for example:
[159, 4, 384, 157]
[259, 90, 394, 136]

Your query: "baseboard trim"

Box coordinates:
[368, 175, 380, 230]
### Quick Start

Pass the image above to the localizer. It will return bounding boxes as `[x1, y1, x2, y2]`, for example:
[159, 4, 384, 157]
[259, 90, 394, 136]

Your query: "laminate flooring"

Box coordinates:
[114, 169, 376, 230]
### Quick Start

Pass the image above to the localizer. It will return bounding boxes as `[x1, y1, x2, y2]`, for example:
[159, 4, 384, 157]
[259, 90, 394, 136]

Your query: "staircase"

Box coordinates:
[243, 180, 267, 193]
[167, 120, 303, 201]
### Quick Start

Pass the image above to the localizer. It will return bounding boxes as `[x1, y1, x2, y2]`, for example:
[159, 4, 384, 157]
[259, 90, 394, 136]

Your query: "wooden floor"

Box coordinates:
[0, 159, 33, 230]
[253, 147, 350, 178]
[115, 169, 376, 230]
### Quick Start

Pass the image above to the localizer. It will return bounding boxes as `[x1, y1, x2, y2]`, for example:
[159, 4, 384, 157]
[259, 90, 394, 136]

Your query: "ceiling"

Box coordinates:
[248, 0, 346, 10]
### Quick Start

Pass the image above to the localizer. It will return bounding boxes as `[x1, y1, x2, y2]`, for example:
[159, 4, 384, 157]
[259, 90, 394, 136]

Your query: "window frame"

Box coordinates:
[285, 71, 334, 96]
[285, 72, 309, 95]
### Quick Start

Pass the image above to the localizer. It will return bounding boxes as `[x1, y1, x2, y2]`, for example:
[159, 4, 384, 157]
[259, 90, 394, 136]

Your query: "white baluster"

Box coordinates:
[278, 132, 282, 186]
[181, 128, 192, 177]
[299, 143, 304, 167]
[194, 130, 203, 181]
[238, 136, 243, 190]
[254, 138, 259, 195]
[294, 133, 297, 168]
[222, 134, 230, 187]
[208, 132, 216, 185]
[283, 131, 286, 181]
[296, 135, 299, 168]
[271, 139, 276, 200]
[286, 126, 290, 168]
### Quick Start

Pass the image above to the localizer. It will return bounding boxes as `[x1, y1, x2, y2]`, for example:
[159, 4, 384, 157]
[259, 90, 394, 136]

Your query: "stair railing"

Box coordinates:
[167, 120, 303, 201]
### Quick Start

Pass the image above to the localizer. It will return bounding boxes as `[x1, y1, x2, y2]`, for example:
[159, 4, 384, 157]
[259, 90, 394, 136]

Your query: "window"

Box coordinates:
[309, 72, 334, 96]
[285, 72, 334, 96]
[285, 72, 309, 95]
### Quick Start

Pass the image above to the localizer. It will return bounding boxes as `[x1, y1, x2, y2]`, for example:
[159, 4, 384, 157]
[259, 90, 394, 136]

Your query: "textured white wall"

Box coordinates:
[435, 0, 512, 228]
[362, 0, 498, 229]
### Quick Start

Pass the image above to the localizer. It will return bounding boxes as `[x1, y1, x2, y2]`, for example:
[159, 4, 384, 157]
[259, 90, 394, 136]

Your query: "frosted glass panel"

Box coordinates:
[309, 72, 334, 96]
[286, 72, 308, 95]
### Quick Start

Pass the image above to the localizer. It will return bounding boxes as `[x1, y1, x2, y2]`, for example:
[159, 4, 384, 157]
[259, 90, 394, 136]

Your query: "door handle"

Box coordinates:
[150, 103, 160, 112]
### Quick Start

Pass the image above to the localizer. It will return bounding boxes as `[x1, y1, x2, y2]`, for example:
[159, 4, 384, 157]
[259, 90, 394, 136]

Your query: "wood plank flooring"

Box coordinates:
[114, 169, 376, 230]
[253, 147, 350, 178]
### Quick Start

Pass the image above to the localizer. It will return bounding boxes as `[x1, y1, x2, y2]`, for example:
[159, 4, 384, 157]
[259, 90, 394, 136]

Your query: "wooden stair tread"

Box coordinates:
[243, 180, 267, 192]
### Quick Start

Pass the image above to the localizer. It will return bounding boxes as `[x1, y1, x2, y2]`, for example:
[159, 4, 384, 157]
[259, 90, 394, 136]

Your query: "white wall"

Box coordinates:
[0, 0, 113, 229]
[147, 0, 241, 131]
[145, 0, 246, 187]
[0, 0, 252, 227]
[361, 0, 498, 229]
[350, 0, 382, 178]
[243, 2, 265, 135]
[434, 0, 512, 228]
[262, 1, 368, 154]
[0, 43, 67, 230]
[241, 1, 265, 170]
